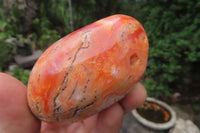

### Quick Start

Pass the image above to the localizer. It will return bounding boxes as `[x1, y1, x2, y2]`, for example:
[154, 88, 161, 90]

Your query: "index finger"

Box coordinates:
[119, 82, 147, 113]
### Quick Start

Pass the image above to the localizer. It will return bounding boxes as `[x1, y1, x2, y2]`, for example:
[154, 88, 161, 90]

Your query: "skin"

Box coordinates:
[0, 72, 146, 133]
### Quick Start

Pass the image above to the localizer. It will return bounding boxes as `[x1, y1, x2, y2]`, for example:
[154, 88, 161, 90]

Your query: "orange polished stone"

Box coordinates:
[27, 14, 149, 123]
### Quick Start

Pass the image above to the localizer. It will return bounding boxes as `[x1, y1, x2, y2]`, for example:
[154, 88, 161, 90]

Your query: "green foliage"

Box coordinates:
[0, 24, 17, 69]
[30, 2, 61, 49]
[0, 8, 23, 69]
[38, 28, 59, 48]
[41, 0, 71, 32]
[0, 42, 12, 69]
[0, 8, 21, 35]
[33, 17, 60, 48]
[12, 66, 30, 85]
[141, 0, 200, 97]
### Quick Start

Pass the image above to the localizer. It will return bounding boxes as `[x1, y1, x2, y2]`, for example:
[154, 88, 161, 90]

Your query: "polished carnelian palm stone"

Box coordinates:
[27, 15, 149, 123]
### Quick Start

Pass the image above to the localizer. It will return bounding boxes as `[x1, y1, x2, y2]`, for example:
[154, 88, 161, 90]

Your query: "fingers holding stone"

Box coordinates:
[96, 103, 124, 133]
[119, 82, 147, 113]
[0, 73, 41, 133]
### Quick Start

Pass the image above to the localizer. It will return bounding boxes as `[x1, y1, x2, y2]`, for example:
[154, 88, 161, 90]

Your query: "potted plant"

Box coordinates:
[132, 97, 176, 130]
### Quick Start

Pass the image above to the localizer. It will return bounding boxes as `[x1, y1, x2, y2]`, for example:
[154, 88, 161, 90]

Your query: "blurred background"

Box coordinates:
[0, 0, 199, 131]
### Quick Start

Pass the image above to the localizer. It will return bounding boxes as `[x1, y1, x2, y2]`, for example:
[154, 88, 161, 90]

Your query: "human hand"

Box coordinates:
[0, 72, 146, 133]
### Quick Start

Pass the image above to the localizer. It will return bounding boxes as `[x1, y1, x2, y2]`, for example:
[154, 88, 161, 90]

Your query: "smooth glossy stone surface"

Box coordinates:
[27, 14, 149, 123]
